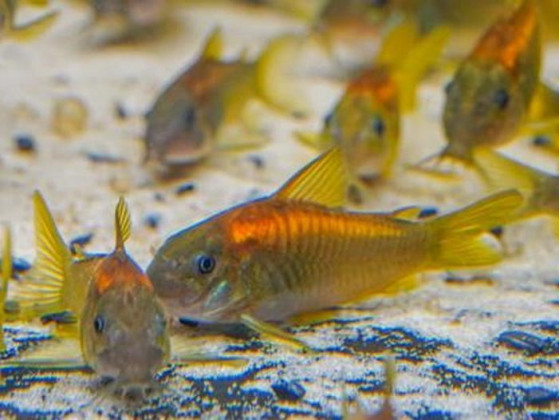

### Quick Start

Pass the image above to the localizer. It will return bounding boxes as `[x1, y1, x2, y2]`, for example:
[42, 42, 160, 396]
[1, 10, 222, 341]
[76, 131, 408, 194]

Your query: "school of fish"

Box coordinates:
[0, 0, 557, 415]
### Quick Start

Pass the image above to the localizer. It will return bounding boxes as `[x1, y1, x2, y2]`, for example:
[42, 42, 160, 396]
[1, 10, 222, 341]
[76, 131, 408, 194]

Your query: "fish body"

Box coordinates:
[442, 0, 540, 161]
[145, 29, 301, 169]
[299, 22, 448, 185]
[13, 193, 169, 395]
[147, 149, 522, 323]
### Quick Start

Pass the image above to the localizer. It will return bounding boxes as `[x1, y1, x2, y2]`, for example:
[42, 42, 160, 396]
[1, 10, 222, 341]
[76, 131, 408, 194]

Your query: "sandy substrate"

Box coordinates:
[0, 1, 558, 418]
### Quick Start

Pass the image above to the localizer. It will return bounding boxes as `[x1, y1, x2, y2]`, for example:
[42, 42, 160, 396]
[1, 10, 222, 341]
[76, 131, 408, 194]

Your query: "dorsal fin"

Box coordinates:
[273, 148, 348, 207]
[390, 206, 424, 220]
[115, 197, 131, 251]
[200, 28, 223, 61]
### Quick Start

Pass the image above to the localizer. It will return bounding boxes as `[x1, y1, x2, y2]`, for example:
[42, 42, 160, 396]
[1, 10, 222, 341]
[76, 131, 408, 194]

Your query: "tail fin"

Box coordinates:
[10, 10, 58, 42]
[427, 190, 523, 268]
[11, 191, 71, 317]
[394, 24, 450, 112]
[255, 34, 309, 117]
[473, 148, 558, 219]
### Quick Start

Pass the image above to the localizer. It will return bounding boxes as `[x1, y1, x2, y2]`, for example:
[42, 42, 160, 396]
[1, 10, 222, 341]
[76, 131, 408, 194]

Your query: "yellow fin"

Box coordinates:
[428, 190, 523, 268]
[1, 226, 12, 350]
[170, 335, 248, 368]
[379, 274, 419, 296]
[528, 82, 559, 122]
[395, 25, 450, 112]
[295, 130, 331, 150]
[273, 148, 348, 207]
[390, 206, 424, 221]
[255, 33, 309, 117]
[11, 192, 71, 317]
[240, 314, 312, 353]
[200, 27, 223, 61]
[114, 197, 131, 251]
[10, 10, 58, 41]
[376, 20, 419, 68]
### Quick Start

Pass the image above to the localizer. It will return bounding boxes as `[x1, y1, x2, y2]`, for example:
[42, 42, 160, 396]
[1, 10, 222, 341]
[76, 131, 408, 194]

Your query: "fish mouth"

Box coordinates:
[101, 377, 162, 402]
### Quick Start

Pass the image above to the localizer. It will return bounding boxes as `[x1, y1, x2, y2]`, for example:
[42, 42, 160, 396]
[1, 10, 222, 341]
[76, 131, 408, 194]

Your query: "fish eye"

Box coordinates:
[94, 315, 105, 334]
[195, 254, 216, 275]
[184, 107, 196, 128]
[371, 116, 385, 137]
[493, 89, 509, 109]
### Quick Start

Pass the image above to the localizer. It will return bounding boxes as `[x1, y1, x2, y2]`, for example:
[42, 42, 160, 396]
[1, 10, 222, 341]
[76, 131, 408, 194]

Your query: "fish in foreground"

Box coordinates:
[298, 21, 449, 192]
[10, 193, 170, 398]
[144, 28, 305, 171]
[473, 148, 559, 228]
[147, 148, 522, 325]
[421, 0, 542, 165]
[0, 0, 57, 41]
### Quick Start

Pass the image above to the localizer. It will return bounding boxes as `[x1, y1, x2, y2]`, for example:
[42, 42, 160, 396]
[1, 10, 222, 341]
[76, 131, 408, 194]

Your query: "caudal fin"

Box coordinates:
[427, 190, 523, 268]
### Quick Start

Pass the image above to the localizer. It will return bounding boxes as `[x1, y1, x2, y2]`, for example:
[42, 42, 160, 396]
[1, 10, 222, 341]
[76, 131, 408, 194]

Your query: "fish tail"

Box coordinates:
[427, 190, 523, 268]
[10, 10, 58, 41]
[11, 191, 71, 317]
[255, 33, 309, 118]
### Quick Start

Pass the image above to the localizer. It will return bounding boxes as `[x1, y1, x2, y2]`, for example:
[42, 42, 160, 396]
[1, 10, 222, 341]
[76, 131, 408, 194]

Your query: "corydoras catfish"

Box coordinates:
[11, 193, 169, 398]
[147, 148, 522, 324]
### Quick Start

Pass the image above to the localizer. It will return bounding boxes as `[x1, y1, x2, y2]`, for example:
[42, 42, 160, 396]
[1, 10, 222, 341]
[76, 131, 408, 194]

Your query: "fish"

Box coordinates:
[11, 193, 170, 398]
[473, 148, 559, 226]
[147, 148, 522, 325]
[0, 0, 57, 41]
[434, 0, 541, 163]
[144, 28, 304, 171]
[298, 22, 449, 193]
[87, 0, 168, 44]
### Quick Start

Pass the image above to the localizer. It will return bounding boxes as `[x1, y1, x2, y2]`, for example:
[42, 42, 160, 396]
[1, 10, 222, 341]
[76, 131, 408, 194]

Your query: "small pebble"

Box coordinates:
[175, 183, 195, 196]
[418, 207, 438, 219]
[69, 233, 94, 255]
[524, 387, 558, 406]
[52, 96, 88, 138]
[12, 257, 32, 273]
[271, 379, 306, 401]
[154, 192, 165, 202]
[114, 102, 128, 120]
[532, 135, 550, 147]
[14, 134, 36, 152]
[497, 330, 547, 355]
[143, 213, 162, 229]
[248, 155, 265, 169]
[86, 152, 124, 164]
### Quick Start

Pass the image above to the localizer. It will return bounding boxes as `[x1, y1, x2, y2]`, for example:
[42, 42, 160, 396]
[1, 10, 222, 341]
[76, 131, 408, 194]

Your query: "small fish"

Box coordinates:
[144, 28, 303, 170]
[298, 22, 449, 188]
[434, 0, 542, 163]
[87, 0, 168, 44]
[12, 193, 170, 397]
[473, 148, 559, 225]
[0, 0, 57, 41]
[147, 148, 522, 323]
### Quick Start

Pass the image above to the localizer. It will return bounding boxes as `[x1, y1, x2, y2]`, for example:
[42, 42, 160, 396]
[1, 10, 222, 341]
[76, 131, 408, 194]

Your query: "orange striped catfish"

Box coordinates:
[147, 148, 522, 323]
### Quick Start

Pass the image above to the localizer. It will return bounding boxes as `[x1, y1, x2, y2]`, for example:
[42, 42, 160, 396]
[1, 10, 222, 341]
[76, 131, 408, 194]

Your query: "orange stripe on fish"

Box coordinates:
[95, 252, 154, 294]
[471, 0, 538, 72]
[346, 67, 398, 110]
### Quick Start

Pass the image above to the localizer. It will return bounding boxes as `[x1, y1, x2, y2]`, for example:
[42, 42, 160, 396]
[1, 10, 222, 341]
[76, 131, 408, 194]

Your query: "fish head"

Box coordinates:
[326, 78, 399, 179]
[144, 79, 213, 167]
[147, 214, 248, 322]
[81, 251, 170, 393]
[443, 60, 523, 155]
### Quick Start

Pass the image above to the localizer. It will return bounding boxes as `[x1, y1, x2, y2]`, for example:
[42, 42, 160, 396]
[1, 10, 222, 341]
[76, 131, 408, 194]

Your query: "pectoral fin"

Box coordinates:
[240, 314, 312, 352]
[1, 338, 86, 370]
